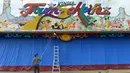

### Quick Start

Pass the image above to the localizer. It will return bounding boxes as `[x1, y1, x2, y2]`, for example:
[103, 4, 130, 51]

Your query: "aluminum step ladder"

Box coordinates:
[52, 46, 60, 73]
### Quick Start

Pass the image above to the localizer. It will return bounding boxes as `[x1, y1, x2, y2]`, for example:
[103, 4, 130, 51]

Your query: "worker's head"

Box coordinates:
[34, 54, 38, 57]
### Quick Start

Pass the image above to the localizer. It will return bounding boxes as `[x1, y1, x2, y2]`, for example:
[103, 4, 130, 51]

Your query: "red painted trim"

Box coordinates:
[1, 64, 130, 71]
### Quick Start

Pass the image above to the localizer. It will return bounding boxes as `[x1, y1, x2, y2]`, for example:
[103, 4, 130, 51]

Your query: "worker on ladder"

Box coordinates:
[32, 54, 42, 73]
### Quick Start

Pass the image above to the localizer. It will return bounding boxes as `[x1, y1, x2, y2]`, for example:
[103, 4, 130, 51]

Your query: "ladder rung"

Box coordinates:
[54, 58, 59, 60]
[53, 68, 60, 71]
[54, 53, 59, 54]
[53, 65, 60, 66]
[54, 55, 58, 56]
[54, 62, 59, 64]
[54, 54, 59, 56]
[54, 49, 59, 51]
[54, 46, 59, 49]
[54, 56, 59, 57]
[53, 62, 59, 63]
[54, 63, 59, 64]
[54, 53, 58, 54]
[54, 64, 59, 65]
[54, 55, 59, 56]
[54, 64, 59, 66]
[53, 67, 60, 70]
[54, 57, 59, 59]
[54, 46, 59, 47]
[53, 65, 60, 67]
[54, 56, 58, 58]
[54, 49, 59, 50]
[54, 61, 59, 62]
[54, 52, 58, 53]
[53, 58, 59, 60]
[54, 51, 59, 52]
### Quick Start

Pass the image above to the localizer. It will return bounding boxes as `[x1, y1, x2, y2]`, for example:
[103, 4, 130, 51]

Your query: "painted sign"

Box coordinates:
[20, 2, 111, 27]
[0, 0, 130, 32]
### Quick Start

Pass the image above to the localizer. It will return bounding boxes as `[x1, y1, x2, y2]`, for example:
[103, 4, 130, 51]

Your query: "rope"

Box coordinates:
[41, 38, 51, 56]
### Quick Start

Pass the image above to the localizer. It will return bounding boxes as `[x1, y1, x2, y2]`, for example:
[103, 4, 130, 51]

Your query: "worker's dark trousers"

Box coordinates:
[34, 64, 40, 73]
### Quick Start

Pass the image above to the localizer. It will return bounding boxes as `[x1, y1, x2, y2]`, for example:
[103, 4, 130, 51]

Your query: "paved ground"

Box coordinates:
[0, 70, 130, 73]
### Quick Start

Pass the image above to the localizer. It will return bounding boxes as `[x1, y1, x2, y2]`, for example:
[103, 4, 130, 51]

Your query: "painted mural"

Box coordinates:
[0, 0, 130, 32]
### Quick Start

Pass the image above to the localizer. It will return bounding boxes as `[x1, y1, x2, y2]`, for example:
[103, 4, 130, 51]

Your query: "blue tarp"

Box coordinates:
[0, 37, 130, 66]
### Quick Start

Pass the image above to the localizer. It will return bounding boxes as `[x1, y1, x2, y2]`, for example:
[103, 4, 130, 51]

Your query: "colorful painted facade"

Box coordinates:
[0, 0, 130, 32]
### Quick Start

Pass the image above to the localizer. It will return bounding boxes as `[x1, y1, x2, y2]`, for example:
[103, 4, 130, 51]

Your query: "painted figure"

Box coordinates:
[112, 19, 121, 28]
[104, 17, 111, 28]
[73, 19, 80, 30]
[52, 22, 59, 29]
[59, 20, 67, 29]
[40, 20, 51, 30]
[99, 17, 104, 28]
[68, 21, 75, 30]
